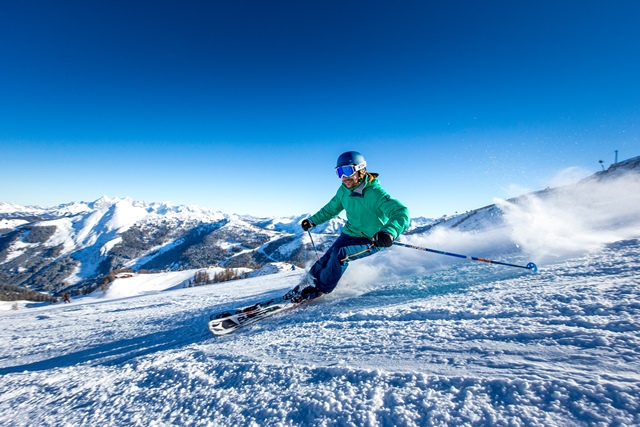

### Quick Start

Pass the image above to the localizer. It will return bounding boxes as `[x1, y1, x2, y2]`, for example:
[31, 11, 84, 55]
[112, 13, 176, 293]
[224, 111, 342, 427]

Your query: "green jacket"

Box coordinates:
[310, 173, 410, 240]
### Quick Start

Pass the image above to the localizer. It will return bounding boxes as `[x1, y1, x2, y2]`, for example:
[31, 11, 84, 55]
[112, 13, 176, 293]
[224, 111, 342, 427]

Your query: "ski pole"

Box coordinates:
[392, 242, 538, 272]
[308, 230, 320, 259]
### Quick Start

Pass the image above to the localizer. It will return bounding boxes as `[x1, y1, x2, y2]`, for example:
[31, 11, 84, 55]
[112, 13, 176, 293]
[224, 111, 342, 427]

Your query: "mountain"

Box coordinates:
[0, 196, 349, 295]
[1, 156, 638, 297]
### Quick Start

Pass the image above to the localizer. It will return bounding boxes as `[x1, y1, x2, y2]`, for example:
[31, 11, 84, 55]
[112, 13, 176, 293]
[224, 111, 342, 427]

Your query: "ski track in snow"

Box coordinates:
[1, 241, 640, 426]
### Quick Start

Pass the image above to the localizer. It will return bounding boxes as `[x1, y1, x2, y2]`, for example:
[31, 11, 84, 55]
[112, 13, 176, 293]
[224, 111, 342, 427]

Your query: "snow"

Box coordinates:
[0, 218, 28, 229]
[104, 270, 199, 299]
[497, 172, 640, 263]
[1, 172, 640, 426]
[1, 234, 33, 263]
[1, 242, 639, 426]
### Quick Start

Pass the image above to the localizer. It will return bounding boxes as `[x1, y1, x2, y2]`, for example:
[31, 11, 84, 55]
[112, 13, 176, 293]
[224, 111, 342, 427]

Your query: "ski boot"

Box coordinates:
[284, 275, 323, 303]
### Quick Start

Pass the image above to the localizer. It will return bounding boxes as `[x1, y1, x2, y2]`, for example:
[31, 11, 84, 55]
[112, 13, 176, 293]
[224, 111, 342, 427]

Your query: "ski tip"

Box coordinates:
[526, 262, 538, 273]
[208, 318, 241, 336]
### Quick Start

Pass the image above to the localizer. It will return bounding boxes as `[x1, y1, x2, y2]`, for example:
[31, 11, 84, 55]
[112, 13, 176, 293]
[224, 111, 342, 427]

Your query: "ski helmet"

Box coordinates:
[336, 151, 366, 168]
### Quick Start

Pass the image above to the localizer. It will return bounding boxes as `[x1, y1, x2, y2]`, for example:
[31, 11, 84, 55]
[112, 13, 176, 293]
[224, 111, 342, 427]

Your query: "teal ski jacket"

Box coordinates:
[310, 173, 410, 240]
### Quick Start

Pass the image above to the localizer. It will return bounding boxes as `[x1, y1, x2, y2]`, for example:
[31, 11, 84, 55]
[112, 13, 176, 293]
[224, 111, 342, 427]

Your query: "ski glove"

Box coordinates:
[301, 219, 315, 231]
[373, 231, 394, 248]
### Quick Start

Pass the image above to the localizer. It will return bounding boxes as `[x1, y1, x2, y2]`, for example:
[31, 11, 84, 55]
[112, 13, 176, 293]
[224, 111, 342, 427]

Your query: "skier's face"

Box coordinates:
[341, 172, 360, 189]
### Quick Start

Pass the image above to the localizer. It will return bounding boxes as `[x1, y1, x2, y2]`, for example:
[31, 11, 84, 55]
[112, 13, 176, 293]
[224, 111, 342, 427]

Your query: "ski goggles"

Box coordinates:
[335, 163, 365, 178]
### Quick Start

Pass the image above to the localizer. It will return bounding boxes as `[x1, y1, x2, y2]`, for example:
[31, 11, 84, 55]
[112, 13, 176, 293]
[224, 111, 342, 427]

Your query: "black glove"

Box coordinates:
[373, 231, 393, 248]
[301, 219, 315, 231]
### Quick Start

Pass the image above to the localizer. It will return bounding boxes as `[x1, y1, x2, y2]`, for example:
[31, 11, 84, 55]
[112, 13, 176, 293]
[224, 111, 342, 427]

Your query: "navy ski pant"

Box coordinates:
[310, 233, 380, 294]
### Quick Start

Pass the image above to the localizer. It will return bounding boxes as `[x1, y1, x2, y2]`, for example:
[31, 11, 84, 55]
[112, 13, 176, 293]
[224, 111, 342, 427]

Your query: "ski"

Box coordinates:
[208, 296, 312, 336]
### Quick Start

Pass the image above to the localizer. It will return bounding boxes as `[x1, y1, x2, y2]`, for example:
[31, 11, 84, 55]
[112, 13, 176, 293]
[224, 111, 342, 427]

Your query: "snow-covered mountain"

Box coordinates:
[0, 196, 346, 294]
[1, 156, 639, 298]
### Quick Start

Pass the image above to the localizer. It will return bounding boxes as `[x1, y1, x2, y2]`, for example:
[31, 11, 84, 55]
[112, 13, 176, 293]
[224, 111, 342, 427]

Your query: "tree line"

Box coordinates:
[0, 282, 57, 302]
[191, 268, 239, 286]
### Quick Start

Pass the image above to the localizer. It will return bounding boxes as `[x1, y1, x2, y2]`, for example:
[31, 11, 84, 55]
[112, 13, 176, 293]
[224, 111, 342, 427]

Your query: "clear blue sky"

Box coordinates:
[1, 1, 639, 218]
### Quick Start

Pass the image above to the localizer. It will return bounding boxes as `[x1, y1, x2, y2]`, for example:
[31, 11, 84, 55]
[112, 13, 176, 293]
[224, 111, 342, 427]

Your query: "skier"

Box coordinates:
[286, 151, 410, 302]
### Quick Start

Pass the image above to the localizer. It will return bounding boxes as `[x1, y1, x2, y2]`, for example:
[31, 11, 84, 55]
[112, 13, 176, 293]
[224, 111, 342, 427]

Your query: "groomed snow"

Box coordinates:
[1, 234, 639, 426]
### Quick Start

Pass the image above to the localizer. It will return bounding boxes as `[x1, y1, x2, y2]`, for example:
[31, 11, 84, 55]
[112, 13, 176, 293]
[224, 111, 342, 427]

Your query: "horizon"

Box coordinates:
[2, 149, 637, 218]
[3, 153, 638, 224]
[1, 1, 639, 217]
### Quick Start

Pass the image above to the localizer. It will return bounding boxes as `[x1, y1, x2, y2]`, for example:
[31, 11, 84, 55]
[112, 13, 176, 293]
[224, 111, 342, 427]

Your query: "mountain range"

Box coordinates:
[1, 154, 638, 297]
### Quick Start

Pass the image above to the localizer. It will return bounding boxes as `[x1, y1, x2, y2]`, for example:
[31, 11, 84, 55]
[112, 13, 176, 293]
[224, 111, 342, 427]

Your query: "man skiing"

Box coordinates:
[286, 151, 410, 302]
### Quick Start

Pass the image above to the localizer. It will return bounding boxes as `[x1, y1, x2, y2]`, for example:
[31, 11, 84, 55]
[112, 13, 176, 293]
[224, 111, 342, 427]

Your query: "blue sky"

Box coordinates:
[1, 1, 639, 218]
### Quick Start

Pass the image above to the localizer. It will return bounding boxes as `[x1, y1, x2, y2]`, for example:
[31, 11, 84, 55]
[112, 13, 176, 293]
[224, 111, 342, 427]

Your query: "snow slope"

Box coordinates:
[1, 169, 640, 426]
[1, 240, 639, 426]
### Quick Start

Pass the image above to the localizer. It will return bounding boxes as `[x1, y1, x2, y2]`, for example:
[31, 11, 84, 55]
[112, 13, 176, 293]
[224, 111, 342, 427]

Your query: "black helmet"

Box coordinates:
[336, 151, 366, 168]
